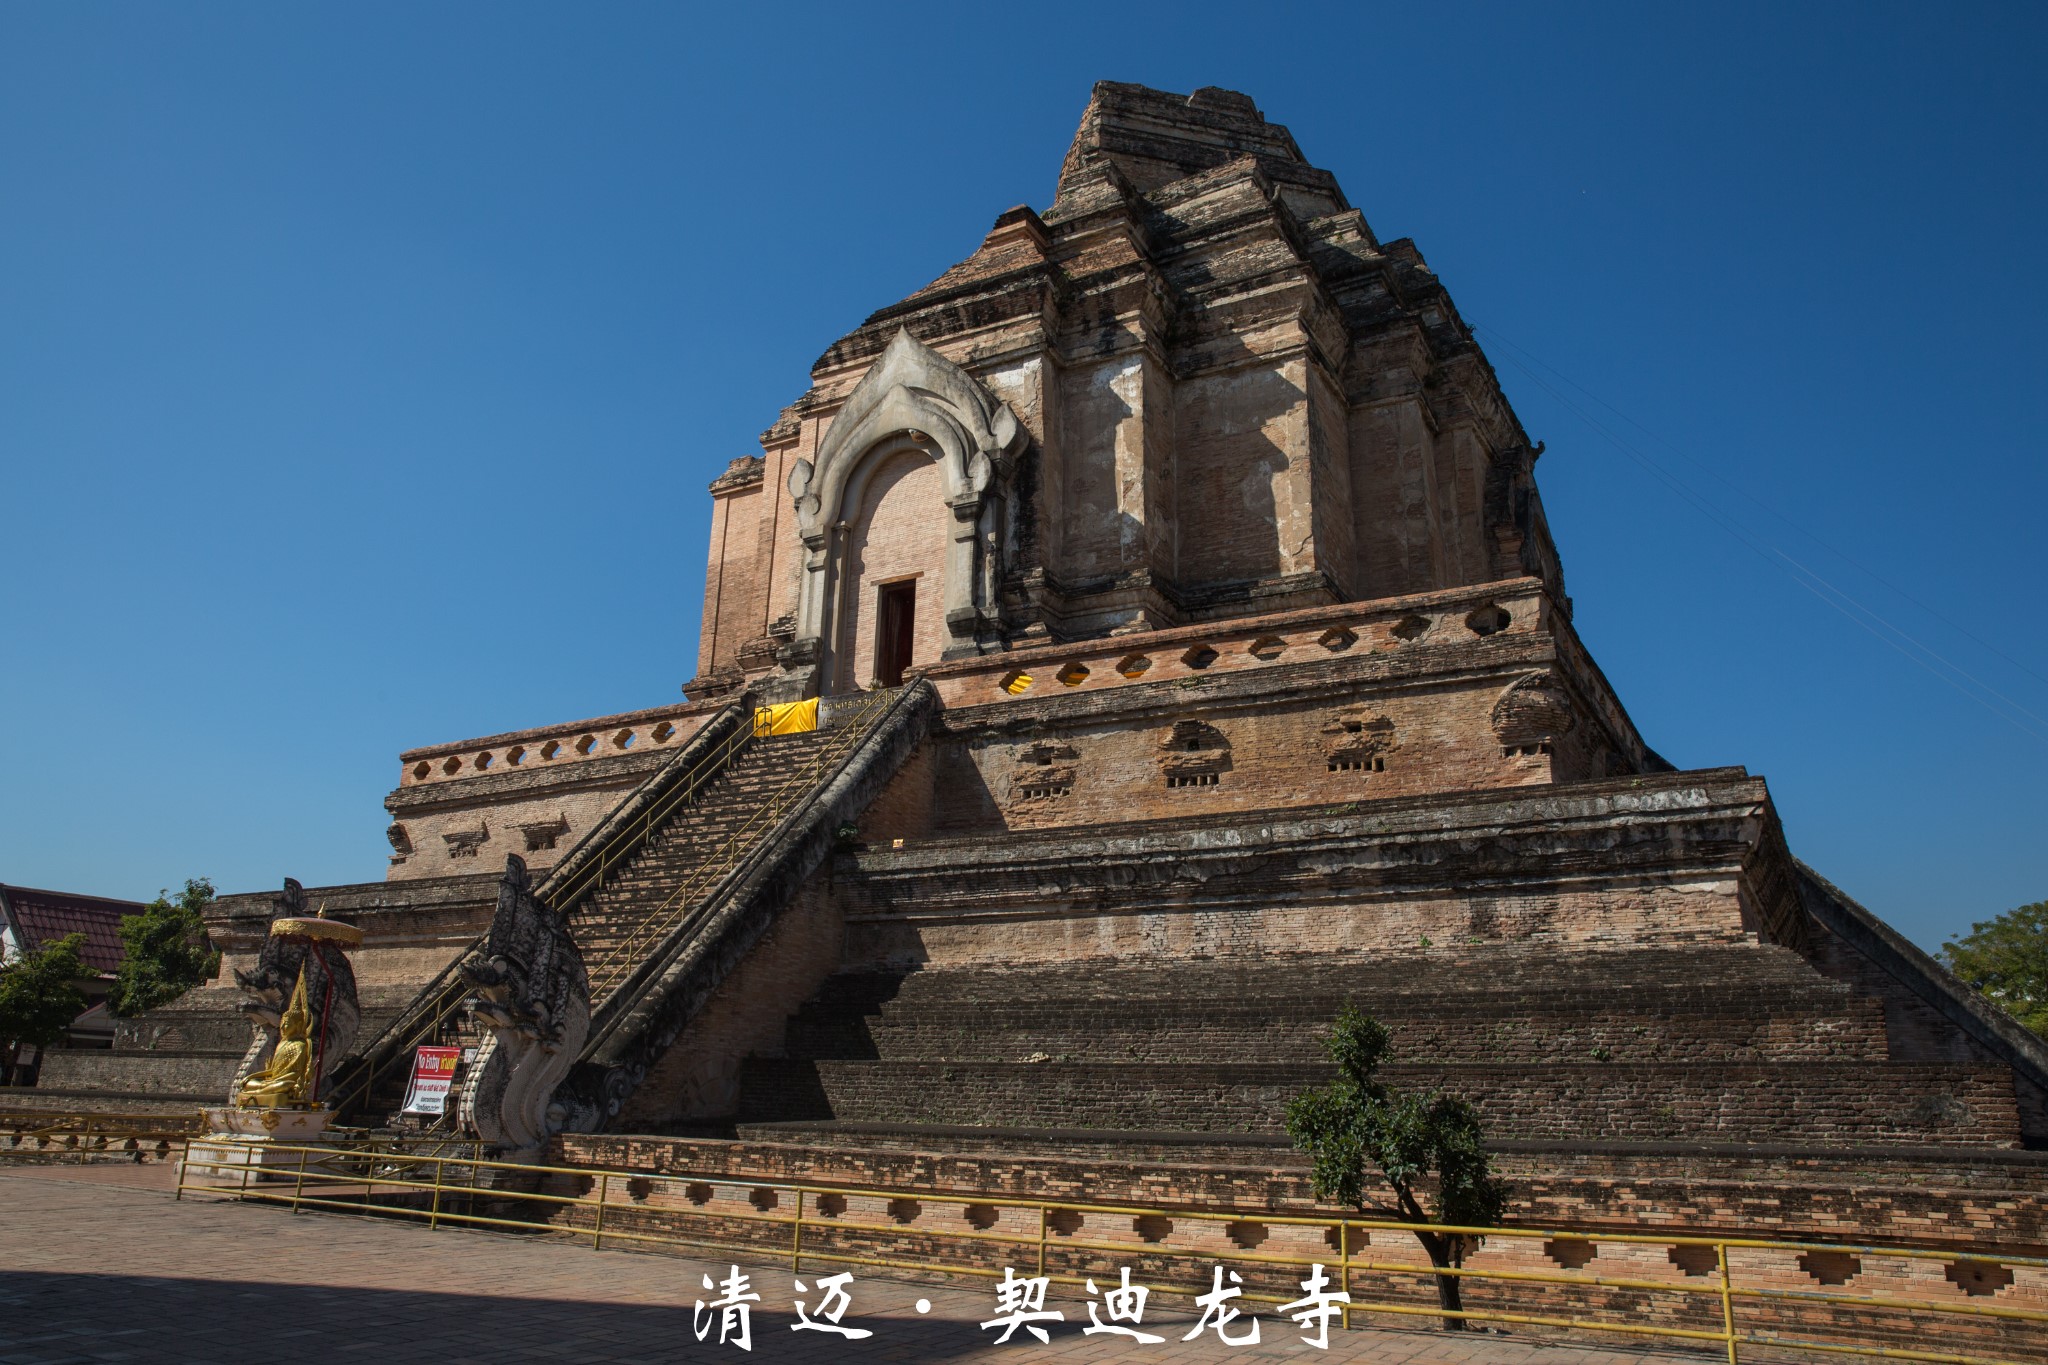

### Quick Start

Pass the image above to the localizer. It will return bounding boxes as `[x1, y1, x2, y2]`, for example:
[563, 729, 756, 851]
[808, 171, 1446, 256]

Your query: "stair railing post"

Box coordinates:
[593, 1173, 609, 1250]
[291, 1143, 309, 1213]
[1718, 1242, 1739, 1365]
[429, 1153, 444, 1230]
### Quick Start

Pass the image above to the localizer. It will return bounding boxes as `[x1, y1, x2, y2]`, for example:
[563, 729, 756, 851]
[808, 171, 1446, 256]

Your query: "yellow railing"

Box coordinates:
[324, 701, 764, 1121]
[176, 1138, 2048, 1364]
[322, 690, 897, 1122]
[542, 700, 760, 916]
[319, 965, 475, 1123]
[579, 688, 899, 1002]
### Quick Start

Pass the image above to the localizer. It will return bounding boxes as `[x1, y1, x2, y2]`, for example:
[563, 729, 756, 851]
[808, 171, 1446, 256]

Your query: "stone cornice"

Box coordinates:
[844, 767, 1772, 917]
[385, 748, 668, 816]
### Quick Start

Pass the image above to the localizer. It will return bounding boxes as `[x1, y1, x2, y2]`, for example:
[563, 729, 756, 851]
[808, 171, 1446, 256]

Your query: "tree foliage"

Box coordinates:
[0, 932, 90, 1082]
[1286, 1005, 1507, 1329]
[1942, 900, 2048, 1038]
[110, 878, 219, 1018]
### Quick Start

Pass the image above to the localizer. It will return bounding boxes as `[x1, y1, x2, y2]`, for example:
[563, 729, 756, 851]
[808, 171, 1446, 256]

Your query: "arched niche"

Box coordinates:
[785, 330, 1025, 692]
[831, 437, 949, 691]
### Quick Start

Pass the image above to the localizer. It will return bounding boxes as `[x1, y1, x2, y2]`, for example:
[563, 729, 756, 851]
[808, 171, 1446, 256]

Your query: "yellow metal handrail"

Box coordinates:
[543, 704, 761, 915]
[320, 965, 474, 1122]
[176, 1137, 2048, 1365]
[579, 688, 899, 1002]
[324, 701, 764, 1122]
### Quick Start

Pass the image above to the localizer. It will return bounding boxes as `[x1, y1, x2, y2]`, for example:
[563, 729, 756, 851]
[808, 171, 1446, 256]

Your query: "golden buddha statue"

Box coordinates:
[236, 967, 316, 1108]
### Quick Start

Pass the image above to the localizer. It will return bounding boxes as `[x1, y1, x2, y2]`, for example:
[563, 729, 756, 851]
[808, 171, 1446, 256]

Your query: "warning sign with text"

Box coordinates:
[400, 1045, 461, 1115]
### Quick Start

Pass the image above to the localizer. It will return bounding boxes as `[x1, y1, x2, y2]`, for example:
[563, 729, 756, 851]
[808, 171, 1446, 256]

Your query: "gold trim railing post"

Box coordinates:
[792, 1188, 804, 1273]
[429, 1153, 444, 1230]
[593, 1173, 609, 1250]
[1340, 1222, 1352, 1332]
[1718, 1242, 1739, 1365]
[291, 1144, 309, 1212]
[1037, 1204, 1049, 1278]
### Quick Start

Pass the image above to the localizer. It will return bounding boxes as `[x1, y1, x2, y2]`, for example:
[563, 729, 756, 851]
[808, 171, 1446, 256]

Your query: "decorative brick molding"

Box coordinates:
[1158, 720, 1230, 787]
[1008, 740, 1079, 802]
[442, 823, 489, 860]
[1319, 706, 1395, 772]
[1492, 672, 1579, 757]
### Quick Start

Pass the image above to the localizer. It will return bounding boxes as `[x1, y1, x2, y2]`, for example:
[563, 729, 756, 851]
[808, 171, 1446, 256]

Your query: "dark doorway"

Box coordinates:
[875, 580, 917, 687]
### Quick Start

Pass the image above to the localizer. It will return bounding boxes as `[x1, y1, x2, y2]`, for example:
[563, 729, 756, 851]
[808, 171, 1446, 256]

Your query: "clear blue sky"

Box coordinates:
[3, 2, 2043, 953]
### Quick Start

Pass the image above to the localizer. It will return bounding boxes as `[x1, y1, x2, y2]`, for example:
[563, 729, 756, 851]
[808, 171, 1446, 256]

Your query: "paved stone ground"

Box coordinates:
[0, 1166, 1705, 1364]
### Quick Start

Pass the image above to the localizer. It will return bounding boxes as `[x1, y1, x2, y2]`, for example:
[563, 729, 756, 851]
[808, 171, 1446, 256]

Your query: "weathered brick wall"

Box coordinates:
[781, 952, 1892, 1066]
[386, 705, 712, 882]
[1172, 358, 1320, 588]
[736, 1057, 2021, 1147]
[697, 471, 770, 680]
[555, 1130, 2048, 1249]
[907, 675, 1543, 840]
[616, 880, 852, 1128]
[1053, 355, 1155, 583]
[840, 771, 1780, 972]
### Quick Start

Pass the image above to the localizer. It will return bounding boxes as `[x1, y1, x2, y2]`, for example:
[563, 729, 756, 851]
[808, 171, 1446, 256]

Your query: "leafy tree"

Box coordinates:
[0, 933, 90, 1083]
[1942, 900, 2048, 1038]
[110, 878, 219, 1018]
[1286, 1005, 1508, 1329]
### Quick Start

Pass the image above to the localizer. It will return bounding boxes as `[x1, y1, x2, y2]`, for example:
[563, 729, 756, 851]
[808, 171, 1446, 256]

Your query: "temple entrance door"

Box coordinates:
[874, 580, 917, 687]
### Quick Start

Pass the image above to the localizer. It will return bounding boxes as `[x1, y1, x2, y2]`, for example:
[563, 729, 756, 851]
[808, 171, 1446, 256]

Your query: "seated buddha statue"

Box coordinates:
[237, 967, 316, 1108]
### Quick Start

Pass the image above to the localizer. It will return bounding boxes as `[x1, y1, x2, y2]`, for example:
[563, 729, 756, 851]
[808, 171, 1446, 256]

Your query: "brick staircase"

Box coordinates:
[571, 731, 841, 1004]
[731, 946, 2026, 1150]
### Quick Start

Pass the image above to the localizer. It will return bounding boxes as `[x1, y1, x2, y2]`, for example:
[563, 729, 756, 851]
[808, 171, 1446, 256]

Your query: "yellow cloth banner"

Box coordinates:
[753, 697, 820, 737]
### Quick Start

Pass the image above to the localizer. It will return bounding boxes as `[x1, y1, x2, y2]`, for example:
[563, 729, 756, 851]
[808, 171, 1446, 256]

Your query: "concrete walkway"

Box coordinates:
[0, 1165, 1706, 1364]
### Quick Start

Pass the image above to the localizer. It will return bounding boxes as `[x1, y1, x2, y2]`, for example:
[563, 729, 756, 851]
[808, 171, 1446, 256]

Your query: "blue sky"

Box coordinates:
[2, 2, 2043, 953]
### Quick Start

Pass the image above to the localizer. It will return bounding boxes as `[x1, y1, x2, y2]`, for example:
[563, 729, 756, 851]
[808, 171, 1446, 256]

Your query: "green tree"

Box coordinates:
[1286, 1005, 1508, 1329]
[0, 932, 90, 1083]
[1942, 900, 2048, 1038]
[110, 878, 219, 1018]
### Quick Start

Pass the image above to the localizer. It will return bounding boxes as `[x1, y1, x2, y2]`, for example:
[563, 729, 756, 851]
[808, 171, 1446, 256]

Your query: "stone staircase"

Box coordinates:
[731, 946, 2026, 1150]
[571, 730, 841, 1004]
[549, 682, 939, 1128]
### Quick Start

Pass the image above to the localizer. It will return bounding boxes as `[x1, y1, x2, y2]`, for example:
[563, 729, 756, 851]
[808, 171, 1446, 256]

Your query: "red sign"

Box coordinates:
[400, 1045, 461, 1115]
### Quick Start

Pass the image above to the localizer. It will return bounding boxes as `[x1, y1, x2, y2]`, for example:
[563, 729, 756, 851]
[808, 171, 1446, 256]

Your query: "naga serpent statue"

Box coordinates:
[458, 854, 591, 1155]
[230, 878, 363, 1107]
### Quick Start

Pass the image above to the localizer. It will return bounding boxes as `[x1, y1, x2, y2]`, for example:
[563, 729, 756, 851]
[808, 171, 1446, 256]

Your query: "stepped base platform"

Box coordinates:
[543, 1127, 2048, 1362]
[558, 1127, 2048, 1249]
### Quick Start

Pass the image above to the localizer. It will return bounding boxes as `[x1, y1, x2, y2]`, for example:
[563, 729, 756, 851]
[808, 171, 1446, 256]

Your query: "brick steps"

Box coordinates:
[735, 1057, 2023, 1147]
[715, 1119, 2048, 1195]
[777, 947, 1890, 1065]
[812, 945, 1865, 1006]
[786, 1008, 1888, 1063]
[29, 1049, 245, 1099]
[731, 943, 2016, 1153]
[567, 733, 843, 990]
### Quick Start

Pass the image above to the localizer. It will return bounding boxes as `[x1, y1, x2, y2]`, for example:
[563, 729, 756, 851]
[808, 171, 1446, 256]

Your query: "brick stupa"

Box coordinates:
[39, 84, 2048, 1288]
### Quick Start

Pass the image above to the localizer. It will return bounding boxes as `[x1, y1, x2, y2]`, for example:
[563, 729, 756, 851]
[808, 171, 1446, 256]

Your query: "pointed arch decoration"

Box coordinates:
[782, 330, 1027, 690]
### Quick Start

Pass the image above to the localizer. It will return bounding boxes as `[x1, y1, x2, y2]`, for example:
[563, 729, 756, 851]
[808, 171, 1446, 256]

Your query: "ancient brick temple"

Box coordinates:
[34, 83, 2047, 1258]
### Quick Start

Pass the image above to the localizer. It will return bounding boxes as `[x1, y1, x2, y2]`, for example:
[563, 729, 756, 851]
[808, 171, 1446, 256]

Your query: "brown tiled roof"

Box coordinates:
[0, 885, 142, 976]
